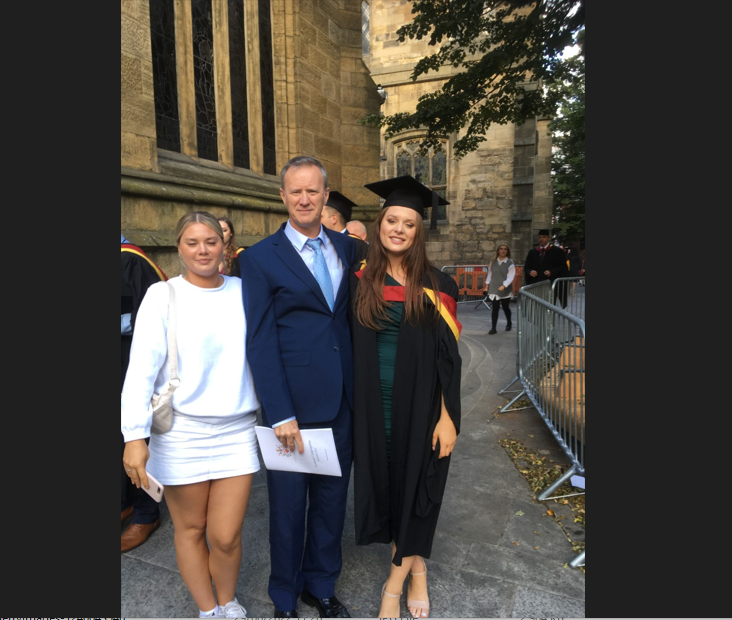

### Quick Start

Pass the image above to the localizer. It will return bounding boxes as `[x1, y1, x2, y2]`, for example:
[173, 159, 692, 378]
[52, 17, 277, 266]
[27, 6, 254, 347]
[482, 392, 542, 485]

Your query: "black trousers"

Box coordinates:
[491, 297, 512, 329]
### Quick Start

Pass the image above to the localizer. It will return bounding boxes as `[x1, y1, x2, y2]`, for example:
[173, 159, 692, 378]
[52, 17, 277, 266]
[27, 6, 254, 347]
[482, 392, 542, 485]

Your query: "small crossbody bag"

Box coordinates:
[150, 281, 179, 434]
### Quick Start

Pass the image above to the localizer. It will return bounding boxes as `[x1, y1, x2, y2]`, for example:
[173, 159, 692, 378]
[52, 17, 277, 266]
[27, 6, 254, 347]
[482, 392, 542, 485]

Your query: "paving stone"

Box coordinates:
[499, 498, 576, 561]
[512, 584, 585, 618]
[121, 556, 192, 618]
[464, 540, 586, 600]
[120, 303, 585, 617]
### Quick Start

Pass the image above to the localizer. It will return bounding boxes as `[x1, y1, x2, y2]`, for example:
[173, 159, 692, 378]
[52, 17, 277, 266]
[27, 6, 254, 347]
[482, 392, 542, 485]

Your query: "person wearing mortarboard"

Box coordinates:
[350, 175, 462, 619]
[523, 228, 569, 306]
[322, 190, 368, 264]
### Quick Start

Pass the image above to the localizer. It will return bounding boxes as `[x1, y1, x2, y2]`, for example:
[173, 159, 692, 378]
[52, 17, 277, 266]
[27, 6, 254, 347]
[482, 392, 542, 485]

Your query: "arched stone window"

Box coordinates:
[148, 0, 276, 175]
[394, 140, 448, 221]
[361, 1, 370, 56]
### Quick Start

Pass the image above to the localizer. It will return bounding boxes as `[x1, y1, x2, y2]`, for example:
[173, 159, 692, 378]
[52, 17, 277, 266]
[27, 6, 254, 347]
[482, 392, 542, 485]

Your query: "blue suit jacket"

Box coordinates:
[240, 222, 358, 427]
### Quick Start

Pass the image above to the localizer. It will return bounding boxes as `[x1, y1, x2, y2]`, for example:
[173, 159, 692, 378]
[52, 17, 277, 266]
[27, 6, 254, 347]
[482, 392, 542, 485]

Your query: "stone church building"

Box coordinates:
[121, 0, 552, 276]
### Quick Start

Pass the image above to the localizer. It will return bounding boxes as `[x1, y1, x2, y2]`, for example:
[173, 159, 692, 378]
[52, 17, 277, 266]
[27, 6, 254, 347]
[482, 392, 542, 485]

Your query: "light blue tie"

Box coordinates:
[305, 238, 334, 310]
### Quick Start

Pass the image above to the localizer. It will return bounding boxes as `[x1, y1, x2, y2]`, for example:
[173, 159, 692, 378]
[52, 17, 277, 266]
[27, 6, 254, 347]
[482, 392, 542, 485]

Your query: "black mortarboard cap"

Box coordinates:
[326, 191, 357, 222]
[364, 175, 449, 219]
[538, 229, 550, 236]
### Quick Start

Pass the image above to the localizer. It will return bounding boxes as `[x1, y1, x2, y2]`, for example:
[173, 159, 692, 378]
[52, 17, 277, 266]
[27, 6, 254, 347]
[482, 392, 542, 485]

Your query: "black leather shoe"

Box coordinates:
[488, 329, 497, 334]
[301, 587, 350, 617]
[273, 609, 297, 618]
[505, 324, 512, 331]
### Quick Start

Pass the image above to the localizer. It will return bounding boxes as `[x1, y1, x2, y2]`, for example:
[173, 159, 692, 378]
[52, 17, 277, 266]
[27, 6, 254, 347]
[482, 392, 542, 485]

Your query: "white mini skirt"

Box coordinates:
[147, 410, 260, 486]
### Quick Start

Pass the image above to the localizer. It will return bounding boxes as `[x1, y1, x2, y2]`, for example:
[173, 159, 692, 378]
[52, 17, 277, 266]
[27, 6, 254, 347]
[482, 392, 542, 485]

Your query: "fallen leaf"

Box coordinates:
[534, 531, 540, 535]
[534, 546, 541, 550]
[515, 510, 525, 516]
[528, 434, 534, 438]
[546, 509, 554, 516]
[511, 541, 520, 546]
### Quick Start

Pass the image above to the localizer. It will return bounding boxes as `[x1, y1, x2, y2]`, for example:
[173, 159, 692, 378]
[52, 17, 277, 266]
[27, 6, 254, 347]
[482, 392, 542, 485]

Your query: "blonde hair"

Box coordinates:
[175, 211, 224, 246]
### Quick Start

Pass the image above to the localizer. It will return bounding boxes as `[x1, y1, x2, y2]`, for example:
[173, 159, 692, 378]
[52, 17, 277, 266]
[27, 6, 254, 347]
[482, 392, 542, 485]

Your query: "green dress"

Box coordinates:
[376, 273, 403, 461]
[352, 266, 462, 564]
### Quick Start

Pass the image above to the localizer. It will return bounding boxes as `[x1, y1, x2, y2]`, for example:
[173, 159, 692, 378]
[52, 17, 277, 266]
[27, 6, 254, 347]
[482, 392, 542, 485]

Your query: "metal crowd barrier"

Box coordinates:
[551, 276, 586, 322]
[498, 277, 585, 568]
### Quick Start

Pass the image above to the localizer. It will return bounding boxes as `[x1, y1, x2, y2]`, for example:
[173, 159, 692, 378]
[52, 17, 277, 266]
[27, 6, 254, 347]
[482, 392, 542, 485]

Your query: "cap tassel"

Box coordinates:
[430, 191, 438, 230]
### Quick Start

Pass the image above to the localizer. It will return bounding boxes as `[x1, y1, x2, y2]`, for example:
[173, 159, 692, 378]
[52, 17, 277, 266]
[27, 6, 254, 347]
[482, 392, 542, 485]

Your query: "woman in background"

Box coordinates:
[484, 244, 515, 334]
[218, 217, 243, 278]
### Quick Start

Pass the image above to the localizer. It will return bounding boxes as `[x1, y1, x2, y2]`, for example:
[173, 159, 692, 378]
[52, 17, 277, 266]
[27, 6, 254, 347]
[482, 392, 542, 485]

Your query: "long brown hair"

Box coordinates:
[354, 207, 440, 330]
[494, 244, 511, 260]
[218, 217, 237, 275]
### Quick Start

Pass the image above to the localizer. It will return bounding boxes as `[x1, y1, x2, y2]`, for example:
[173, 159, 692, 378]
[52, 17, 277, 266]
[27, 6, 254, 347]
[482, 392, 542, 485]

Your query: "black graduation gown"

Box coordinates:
[121, 244, 166, 390]
[351, 267, 462, 566]
[229, 247, 244, 278]
[346, 233, 369, 265]
[568, 254, 582, 277]
[524, 245, 569, 285]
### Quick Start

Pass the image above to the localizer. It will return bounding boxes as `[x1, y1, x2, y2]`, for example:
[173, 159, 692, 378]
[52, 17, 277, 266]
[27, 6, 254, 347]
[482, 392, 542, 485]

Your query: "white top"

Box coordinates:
[121, 275, 260, 442]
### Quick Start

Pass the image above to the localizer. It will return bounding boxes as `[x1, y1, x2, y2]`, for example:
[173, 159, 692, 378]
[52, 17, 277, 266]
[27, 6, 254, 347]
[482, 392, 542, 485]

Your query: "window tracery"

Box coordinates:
[394, 141, 448, 221]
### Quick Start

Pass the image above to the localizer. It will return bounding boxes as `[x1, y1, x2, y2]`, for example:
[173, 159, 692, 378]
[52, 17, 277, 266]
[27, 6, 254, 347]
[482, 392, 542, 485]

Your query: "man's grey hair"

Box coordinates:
[279, 155, 328, 191]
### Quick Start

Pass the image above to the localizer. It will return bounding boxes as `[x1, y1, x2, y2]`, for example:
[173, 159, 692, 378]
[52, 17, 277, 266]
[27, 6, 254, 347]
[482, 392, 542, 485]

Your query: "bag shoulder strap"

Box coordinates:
[166, 281, 179, 381]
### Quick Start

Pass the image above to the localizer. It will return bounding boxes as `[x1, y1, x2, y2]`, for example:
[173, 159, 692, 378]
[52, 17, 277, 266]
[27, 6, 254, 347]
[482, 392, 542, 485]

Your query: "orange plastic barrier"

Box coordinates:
[445, 264, 524, 301]
[455, 266, 488, 301]
[512, 265, 524, 297]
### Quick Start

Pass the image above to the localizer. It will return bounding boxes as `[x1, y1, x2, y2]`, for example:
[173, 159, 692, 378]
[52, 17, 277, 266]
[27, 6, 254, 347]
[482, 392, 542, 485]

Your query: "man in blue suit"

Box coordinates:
[240, 156, 357, 618]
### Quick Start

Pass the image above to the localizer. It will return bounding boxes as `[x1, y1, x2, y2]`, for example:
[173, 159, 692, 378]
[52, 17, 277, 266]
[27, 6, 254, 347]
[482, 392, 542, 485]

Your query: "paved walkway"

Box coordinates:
[121, 300, 585, 618]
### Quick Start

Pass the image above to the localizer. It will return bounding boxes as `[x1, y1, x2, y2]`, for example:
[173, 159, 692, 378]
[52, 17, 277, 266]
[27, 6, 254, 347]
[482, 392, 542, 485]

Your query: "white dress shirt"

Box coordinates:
[284, 220, 345, 300]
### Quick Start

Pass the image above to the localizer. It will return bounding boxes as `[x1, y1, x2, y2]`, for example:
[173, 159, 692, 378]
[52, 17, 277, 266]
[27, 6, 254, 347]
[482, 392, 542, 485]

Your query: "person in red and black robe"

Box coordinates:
[322, 189, 368, 265]
[524, 229, 569, 307]
[350, 176, 461, 619]
[120, 235, 167, 552]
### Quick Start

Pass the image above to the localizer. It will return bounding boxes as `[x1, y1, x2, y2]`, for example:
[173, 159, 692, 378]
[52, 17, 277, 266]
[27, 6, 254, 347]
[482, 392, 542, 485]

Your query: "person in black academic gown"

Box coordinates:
[322, 190, 369, 264]
[523, 229, 569, 307]
[121, 234, 167, 551]
[350, 176, 462, 619]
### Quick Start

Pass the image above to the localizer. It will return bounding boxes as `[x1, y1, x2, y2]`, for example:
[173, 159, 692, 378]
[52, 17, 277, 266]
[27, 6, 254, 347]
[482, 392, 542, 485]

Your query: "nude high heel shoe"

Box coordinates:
[380, 582, 402, 619]
[407, 557, 429, 618]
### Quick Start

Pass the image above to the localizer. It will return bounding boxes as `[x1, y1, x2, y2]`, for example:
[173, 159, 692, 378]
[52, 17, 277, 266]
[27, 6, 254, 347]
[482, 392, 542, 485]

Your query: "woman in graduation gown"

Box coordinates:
[350, 175, 462, 619]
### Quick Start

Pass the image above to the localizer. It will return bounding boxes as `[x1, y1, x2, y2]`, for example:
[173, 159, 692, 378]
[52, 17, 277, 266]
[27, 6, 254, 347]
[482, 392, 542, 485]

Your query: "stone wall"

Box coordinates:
[121, 0, 157, 173]
[121, 0, 382, 276]
[122, 0, 552, 274]
[364, 0, 552, 269]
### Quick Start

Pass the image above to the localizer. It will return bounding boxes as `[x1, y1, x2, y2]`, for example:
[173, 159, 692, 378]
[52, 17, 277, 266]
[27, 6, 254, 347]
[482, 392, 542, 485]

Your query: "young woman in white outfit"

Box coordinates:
[122, 212, 260, 619]
[484, 244, 515, 334]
